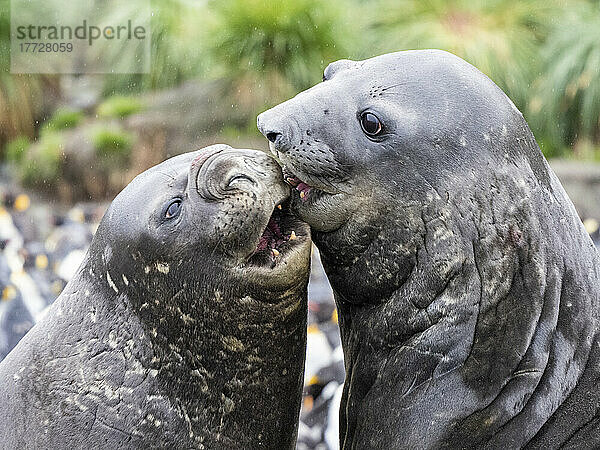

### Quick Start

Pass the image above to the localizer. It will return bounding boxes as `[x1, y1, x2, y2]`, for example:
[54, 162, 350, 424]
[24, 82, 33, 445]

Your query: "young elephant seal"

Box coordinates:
[0, 144, 311, 449]
[257, 50, 600, 448]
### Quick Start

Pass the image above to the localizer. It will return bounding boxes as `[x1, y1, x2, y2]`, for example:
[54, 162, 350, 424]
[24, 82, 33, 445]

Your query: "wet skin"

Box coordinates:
[0, 144, 312, 449]
[257, 50, 600, 449]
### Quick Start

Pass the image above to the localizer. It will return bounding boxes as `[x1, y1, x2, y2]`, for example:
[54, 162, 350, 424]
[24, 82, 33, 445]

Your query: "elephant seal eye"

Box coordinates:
[360, 112, 383, 136]
[228, 174, 254, 188]
[165, 199, 182, 219]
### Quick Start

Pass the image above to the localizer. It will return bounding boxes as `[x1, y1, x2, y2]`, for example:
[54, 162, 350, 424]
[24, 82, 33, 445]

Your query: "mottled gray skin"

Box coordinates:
[257, 50, 600, 449]
[0, 145, 312, 449]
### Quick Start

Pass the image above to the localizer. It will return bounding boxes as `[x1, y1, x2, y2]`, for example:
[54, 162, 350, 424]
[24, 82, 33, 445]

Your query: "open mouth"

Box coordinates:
[250, 199, 308, 268]
[282, 166, 327, 204]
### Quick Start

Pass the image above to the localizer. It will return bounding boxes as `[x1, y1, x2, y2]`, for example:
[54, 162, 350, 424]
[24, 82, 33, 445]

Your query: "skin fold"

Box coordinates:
[257, 50, 600, 449]
[0, 144, 312, 449]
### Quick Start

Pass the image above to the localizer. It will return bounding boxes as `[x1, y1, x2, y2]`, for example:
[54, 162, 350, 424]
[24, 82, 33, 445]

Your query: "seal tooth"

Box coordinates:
[272, 249, 280, 257]
[286, 176, 300, 187]
[290, 231, 297, 240]
[300, 191, 306, 199]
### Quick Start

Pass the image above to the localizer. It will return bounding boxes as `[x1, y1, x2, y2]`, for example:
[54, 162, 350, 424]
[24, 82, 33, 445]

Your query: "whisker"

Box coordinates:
[209, 237, 224, 257]
[382, 82, 409, 91]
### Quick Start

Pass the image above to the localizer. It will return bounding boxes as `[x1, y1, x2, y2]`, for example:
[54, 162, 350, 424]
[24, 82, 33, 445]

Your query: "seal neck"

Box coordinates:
[137, 286, 307, 448]
[78, 239, 308, 448]
[316, 169, 600, 447]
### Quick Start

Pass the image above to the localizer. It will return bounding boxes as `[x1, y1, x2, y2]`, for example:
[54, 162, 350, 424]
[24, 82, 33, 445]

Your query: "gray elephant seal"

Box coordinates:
[257, 50, 600, 449]
[0, 144, 312, 449]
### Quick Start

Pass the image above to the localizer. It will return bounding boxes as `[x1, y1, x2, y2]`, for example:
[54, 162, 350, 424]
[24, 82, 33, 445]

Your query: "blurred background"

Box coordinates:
[1, 0, 600, 448]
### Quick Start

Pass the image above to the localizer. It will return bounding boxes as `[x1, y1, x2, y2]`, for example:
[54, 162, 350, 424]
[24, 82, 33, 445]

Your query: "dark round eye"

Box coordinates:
[165, 199, 182, 219]
[360, 112, 383, 136]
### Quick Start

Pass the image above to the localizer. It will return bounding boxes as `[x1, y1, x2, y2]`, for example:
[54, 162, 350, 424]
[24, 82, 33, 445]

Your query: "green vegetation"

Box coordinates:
[2, 0, 600, 162]
[100, 0, 210, 95]
[0, 74, 47, 149]
[91, 126, 134, 161]
[5, 136, 30, 163]
[19, 132, 64, 186]
[43, 107, 84, 131]
[369, 0, 556, 111]
[209, 0, 351, 97]
[96, 96, 144, 119]
[0, 0, 58, 149]
[0, 0, 8, 73]
[529, 1, 600, 156]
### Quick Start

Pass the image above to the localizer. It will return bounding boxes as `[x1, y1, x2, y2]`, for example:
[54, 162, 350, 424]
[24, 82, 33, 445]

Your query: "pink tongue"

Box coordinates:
[267, 217, 283, 238]
[256, 217, 284, 251]
[296, 183, 312, 202]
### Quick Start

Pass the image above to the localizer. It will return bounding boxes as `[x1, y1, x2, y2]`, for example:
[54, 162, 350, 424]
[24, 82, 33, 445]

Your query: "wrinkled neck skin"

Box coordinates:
[315, 157, 600, 448]
[97, 250, 308, 449]
[6, 243, 308, 450]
